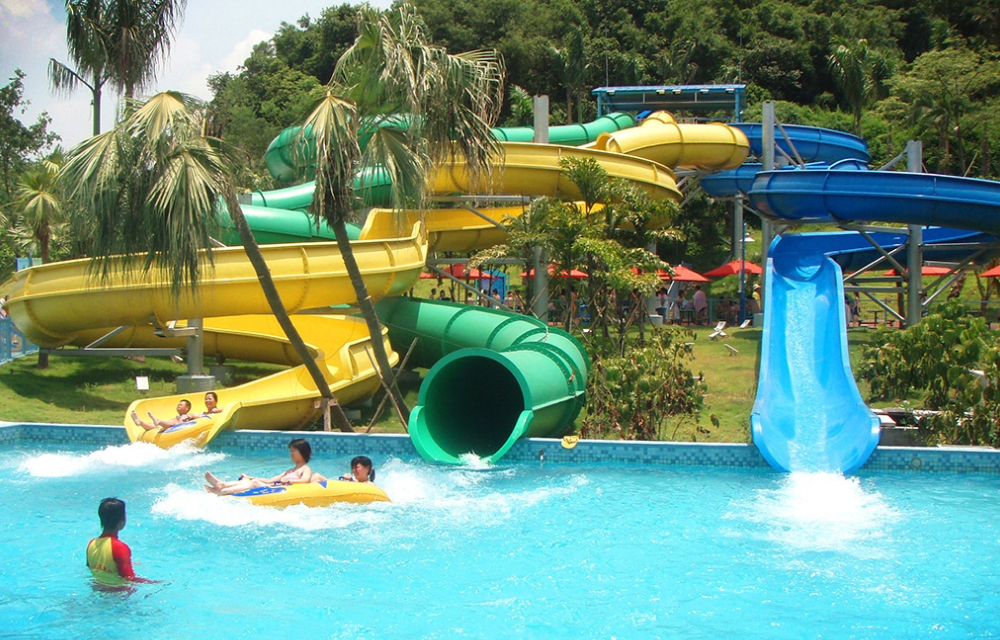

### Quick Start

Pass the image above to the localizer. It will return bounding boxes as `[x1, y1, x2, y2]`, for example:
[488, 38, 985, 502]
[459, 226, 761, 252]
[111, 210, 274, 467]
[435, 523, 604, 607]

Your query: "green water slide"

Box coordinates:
[377, 297, 588, 464]
[236, 113, 635, 245]
[214, 204, 361, 245]
[263, 113, 637, 184]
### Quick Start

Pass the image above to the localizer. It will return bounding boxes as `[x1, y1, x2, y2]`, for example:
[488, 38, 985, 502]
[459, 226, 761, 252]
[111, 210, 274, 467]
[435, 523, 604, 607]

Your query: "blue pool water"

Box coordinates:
[2, 442, 1000, 639]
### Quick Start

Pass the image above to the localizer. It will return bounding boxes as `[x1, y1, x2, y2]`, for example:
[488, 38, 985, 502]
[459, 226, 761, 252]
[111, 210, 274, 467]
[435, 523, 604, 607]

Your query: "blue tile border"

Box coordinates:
[2, 422, 1000, 473]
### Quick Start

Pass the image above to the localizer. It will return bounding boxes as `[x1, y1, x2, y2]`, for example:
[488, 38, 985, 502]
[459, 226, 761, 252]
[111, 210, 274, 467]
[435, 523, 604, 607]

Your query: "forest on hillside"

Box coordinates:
[206, 0, 1000, 186]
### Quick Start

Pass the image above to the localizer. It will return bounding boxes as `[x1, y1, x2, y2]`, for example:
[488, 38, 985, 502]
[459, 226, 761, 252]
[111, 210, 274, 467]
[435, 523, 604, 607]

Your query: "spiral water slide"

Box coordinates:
[5, 112, 748, 456]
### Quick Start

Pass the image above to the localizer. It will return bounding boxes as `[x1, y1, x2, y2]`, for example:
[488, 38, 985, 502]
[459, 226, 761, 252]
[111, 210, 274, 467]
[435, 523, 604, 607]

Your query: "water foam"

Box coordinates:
[18, 442, 225, 478]
[735, 472, 900, 558]
[150, 484, 388, 531]
[151, 458, 586, 531]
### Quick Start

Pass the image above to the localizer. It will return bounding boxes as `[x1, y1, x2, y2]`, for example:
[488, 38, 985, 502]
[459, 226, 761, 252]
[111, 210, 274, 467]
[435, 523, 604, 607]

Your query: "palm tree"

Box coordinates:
[827, 38, 891, 135]
[49, 0, 108, 136]
[549, 26, 588, 124]
[301, 3, 505, 425]
[12, 150, 66, 368]
[103, 0, 186, 102]
[49, 0, 185, 135]
[60, 91, 355, 431]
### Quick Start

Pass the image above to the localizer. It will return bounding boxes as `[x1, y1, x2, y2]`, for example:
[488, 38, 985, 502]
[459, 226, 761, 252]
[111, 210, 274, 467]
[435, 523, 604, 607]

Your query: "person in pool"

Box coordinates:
[130, 399, 194, 432]
[86, 498, 155, 588]
[313, 455, 376, 485]
[202, 391, 222, 416]
[204, 439, 314, 495]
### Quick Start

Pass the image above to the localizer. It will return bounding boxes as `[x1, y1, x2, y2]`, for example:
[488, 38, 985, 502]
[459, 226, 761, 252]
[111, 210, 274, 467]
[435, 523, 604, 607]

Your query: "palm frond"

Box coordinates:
[48, 59, 94, 96]
[60, 91, 231, 293]
[303, 91, 361, 226]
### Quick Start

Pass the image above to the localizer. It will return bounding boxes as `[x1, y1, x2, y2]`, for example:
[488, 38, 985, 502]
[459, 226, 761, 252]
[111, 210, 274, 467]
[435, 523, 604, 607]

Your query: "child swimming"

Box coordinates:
[86, 498, 155, 588]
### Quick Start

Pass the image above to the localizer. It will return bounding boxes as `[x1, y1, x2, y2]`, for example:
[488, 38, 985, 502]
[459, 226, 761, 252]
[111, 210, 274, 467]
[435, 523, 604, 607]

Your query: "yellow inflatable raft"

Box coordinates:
[232, 480, 390, 508]
[134, 417, 215, 449]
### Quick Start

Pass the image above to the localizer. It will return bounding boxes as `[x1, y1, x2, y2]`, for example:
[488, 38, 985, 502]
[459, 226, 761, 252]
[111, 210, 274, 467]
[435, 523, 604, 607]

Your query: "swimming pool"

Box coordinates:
[2, 441, 999, 639]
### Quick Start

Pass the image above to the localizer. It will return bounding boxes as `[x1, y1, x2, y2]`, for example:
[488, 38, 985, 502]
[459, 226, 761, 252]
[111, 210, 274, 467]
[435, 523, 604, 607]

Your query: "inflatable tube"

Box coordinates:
[133, 417, 215, 449]
[233, 480, 390, 508]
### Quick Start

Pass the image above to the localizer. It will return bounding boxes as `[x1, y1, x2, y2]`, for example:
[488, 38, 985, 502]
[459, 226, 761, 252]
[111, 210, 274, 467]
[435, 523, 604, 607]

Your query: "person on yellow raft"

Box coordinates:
[204, 442, 389, 507]
[205, 438, 314, 495]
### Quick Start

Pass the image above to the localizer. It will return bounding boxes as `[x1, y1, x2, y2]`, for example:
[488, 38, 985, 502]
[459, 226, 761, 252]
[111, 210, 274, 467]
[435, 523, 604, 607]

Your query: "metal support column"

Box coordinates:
[734, 199, 747, 322]
[905, 140, 924, 328]
[176, 318, 214, 393]
[532, 95, 550, 323]
[759, 102, 777, 310]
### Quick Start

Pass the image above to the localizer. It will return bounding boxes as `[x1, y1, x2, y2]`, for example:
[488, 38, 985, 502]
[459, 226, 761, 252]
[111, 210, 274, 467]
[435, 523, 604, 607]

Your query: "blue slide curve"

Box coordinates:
[745, 161, 1000, 472]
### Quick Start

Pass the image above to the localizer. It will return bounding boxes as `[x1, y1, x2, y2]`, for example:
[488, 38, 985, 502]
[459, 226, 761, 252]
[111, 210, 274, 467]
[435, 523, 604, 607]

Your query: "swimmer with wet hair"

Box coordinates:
[205, 439, 313, 495]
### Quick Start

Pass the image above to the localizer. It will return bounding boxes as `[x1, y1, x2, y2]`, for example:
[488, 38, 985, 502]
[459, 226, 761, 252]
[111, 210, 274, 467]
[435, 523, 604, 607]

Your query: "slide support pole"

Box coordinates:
[906, 140, 924, 328]
[759, 102, 777, 310]
[532, 95, 550, 323]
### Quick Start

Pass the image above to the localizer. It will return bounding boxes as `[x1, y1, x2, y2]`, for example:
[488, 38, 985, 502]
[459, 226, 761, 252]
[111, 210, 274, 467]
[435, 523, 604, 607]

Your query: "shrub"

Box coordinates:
[581, 327, 705, 441]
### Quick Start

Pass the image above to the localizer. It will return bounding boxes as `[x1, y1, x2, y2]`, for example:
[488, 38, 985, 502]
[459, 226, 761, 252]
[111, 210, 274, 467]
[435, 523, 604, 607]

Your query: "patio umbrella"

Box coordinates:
[704, 260, 763, 277]
[659, 266, 710, 283]
[520, 265, 588, 279]
[423, 265, 496, 279]
[881, 266, 953, 277]
[980, 265, 1000, 278]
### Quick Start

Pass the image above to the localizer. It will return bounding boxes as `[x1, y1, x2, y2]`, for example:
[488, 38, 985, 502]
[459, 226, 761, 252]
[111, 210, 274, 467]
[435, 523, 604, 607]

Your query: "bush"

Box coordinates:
[580, 327, 705, 440]
[858, 301, 1000, 445]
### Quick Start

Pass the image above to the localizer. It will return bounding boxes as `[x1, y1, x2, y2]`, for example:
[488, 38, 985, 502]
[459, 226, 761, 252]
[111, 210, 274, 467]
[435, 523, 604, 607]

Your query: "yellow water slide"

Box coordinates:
[4, 122, 746, 447]
[408, 113, 750, 251]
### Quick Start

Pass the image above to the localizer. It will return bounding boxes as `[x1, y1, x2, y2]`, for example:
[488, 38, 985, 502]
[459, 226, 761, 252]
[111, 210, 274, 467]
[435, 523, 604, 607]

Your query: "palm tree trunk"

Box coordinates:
[224, 192, 354, 432]
[92, 84, 102, 137]
[331, 216, 410, 426]
[36, 231, 51, 369]
[566, 93, 573, 125]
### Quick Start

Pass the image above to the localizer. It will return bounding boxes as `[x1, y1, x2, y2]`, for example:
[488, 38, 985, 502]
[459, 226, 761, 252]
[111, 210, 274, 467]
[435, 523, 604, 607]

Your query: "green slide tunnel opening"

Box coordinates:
[414, 351, 529, 461]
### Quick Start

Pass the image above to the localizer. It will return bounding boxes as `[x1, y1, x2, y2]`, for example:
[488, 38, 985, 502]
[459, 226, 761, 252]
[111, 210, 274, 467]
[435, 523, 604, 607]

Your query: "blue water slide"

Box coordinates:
[752, 234, 880, 473]
[729, 123, 871, 165]
[811, 227, 1000, 273]
[749, 167, 1000, 235]
[749, 161, 1000, 472]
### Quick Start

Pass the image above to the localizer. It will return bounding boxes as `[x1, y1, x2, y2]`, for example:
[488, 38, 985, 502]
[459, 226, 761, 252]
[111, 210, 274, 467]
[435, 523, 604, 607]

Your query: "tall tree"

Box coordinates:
[60, 91, 355, 431]
[549, 26, 588, 124]
[301, 3, 505, 425]
[827, 38, 891, 135]
[49, 0, 185, 135]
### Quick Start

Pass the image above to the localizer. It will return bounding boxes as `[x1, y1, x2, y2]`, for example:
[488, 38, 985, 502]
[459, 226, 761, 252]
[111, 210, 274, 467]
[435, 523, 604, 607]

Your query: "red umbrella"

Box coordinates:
[422, 265, 496, 279]
[980, 265, 1000, 278]
[631, 266, 710, 283]
[704, 260, 763, 278]
[882, 266, 953, 277]
[520, 265, 588, 279]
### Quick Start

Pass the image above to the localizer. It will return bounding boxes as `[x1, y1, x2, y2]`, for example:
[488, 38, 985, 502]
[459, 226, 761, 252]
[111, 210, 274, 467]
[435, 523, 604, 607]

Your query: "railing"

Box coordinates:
[0, 318, 38, 366]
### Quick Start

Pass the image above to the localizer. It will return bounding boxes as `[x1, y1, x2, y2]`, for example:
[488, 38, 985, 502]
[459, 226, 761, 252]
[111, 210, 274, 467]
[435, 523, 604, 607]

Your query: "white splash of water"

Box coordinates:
[738, 472, 900, 558]
[150, 484, 388, 531]
[18, 442, 225, 478]
[152, 458, 585, 531]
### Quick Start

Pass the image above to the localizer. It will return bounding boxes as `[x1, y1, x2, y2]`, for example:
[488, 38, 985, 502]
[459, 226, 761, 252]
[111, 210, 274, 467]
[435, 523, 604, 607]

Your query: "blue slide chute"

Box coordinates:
[752, 234, 880, 473]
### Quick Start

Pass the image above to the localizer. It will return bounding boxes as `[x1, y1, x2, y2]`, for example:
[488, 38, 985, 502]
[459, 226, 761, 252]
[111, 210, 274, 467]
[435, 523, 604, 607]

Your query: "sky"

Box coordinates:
[0, 0, 392, 149]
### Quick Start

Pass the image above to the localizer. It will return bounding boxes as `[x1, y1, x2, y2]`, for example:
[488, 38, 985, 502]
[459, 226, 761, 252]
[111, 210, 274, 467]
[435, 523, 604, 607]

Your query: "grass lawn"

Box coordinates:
[0, 324, 888, 443]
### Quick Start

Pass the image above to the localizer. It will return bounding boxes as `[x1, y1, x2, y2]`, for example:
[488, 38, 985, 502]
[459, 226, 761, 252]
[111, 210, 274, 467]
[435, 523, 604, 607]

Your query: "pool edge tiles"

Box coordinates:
[2, 422, 1000, 473]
